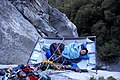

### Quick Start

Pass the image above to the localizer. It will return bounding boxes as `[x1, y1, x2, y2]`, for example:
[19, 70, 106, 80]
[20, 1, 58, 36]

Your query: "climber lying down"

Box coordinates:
[43, 42, 89, 59]
[42, 42, 89, 72]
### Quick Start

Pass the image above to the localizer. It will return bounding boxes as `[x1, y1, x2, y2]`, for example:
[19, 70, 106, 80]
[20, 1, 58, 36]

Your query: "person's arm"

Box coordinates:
[79, 54, 89, 59]
[81, 43, 86, 49]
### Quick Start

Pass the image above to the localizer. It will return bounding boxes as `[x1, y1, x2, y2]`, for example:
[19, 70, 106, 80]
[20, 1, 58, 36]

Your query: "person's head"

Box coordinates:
[80, 48, 88, 56]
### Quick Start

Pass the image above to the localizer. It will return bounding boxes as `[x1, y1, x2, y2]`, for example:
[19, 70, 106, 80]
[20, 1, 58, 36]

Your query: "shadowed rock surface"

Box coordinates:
[0, 0, 39, 64]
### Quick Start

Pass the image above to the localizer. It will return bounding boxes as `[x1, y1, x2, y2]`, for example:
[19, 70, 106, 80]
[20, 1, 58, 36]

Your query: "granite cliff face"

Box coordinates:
[0, 0, 78, 64]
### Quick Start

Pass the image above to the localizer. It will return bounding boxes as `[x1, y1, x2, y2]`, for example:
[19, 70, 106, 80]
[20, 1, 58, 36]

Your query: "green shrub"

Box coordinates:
[90, 76, 96, 80]
[98, 77, 106, 80]
[89, 76, 106, 80]
[107, 76, 117, 80]
[98, 42, 120, 63]
[89, 76, 117, 80]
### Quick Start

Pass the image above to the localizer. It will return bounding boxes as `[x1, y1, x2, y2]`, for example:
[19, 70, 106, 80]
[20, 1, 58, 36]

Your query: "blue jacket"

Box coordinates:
[62, 43, 86, 59]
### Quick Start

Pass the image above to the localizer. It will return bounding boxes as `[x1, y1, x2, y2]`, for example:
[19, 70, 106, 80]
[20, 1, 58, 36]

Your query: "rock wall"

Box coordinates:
[11, 0, 78, 37]
[0, 0, 39, 64]
[0, 0, 78, 64]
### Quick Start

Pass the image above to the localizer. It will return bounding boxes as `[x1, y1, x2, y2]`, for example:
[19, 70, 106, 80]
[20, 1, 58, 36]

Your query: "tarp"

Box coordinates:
[27, 36, 97, 70]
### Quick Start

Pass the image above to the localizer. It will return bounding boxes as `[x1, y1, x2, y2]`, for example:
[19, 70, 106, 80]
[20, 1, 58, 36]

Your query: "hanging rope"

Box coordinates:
[38, 37, 65, 80]
[48, 37, 65, 61]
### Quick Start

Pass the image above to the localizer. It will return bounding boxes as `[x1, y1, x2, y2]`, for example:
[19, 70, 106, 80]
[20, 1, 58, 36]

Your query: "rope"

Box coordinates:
[38, 37, 65, 80]
[48, 37, 65, 61]
[39, 41, 45, 60]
